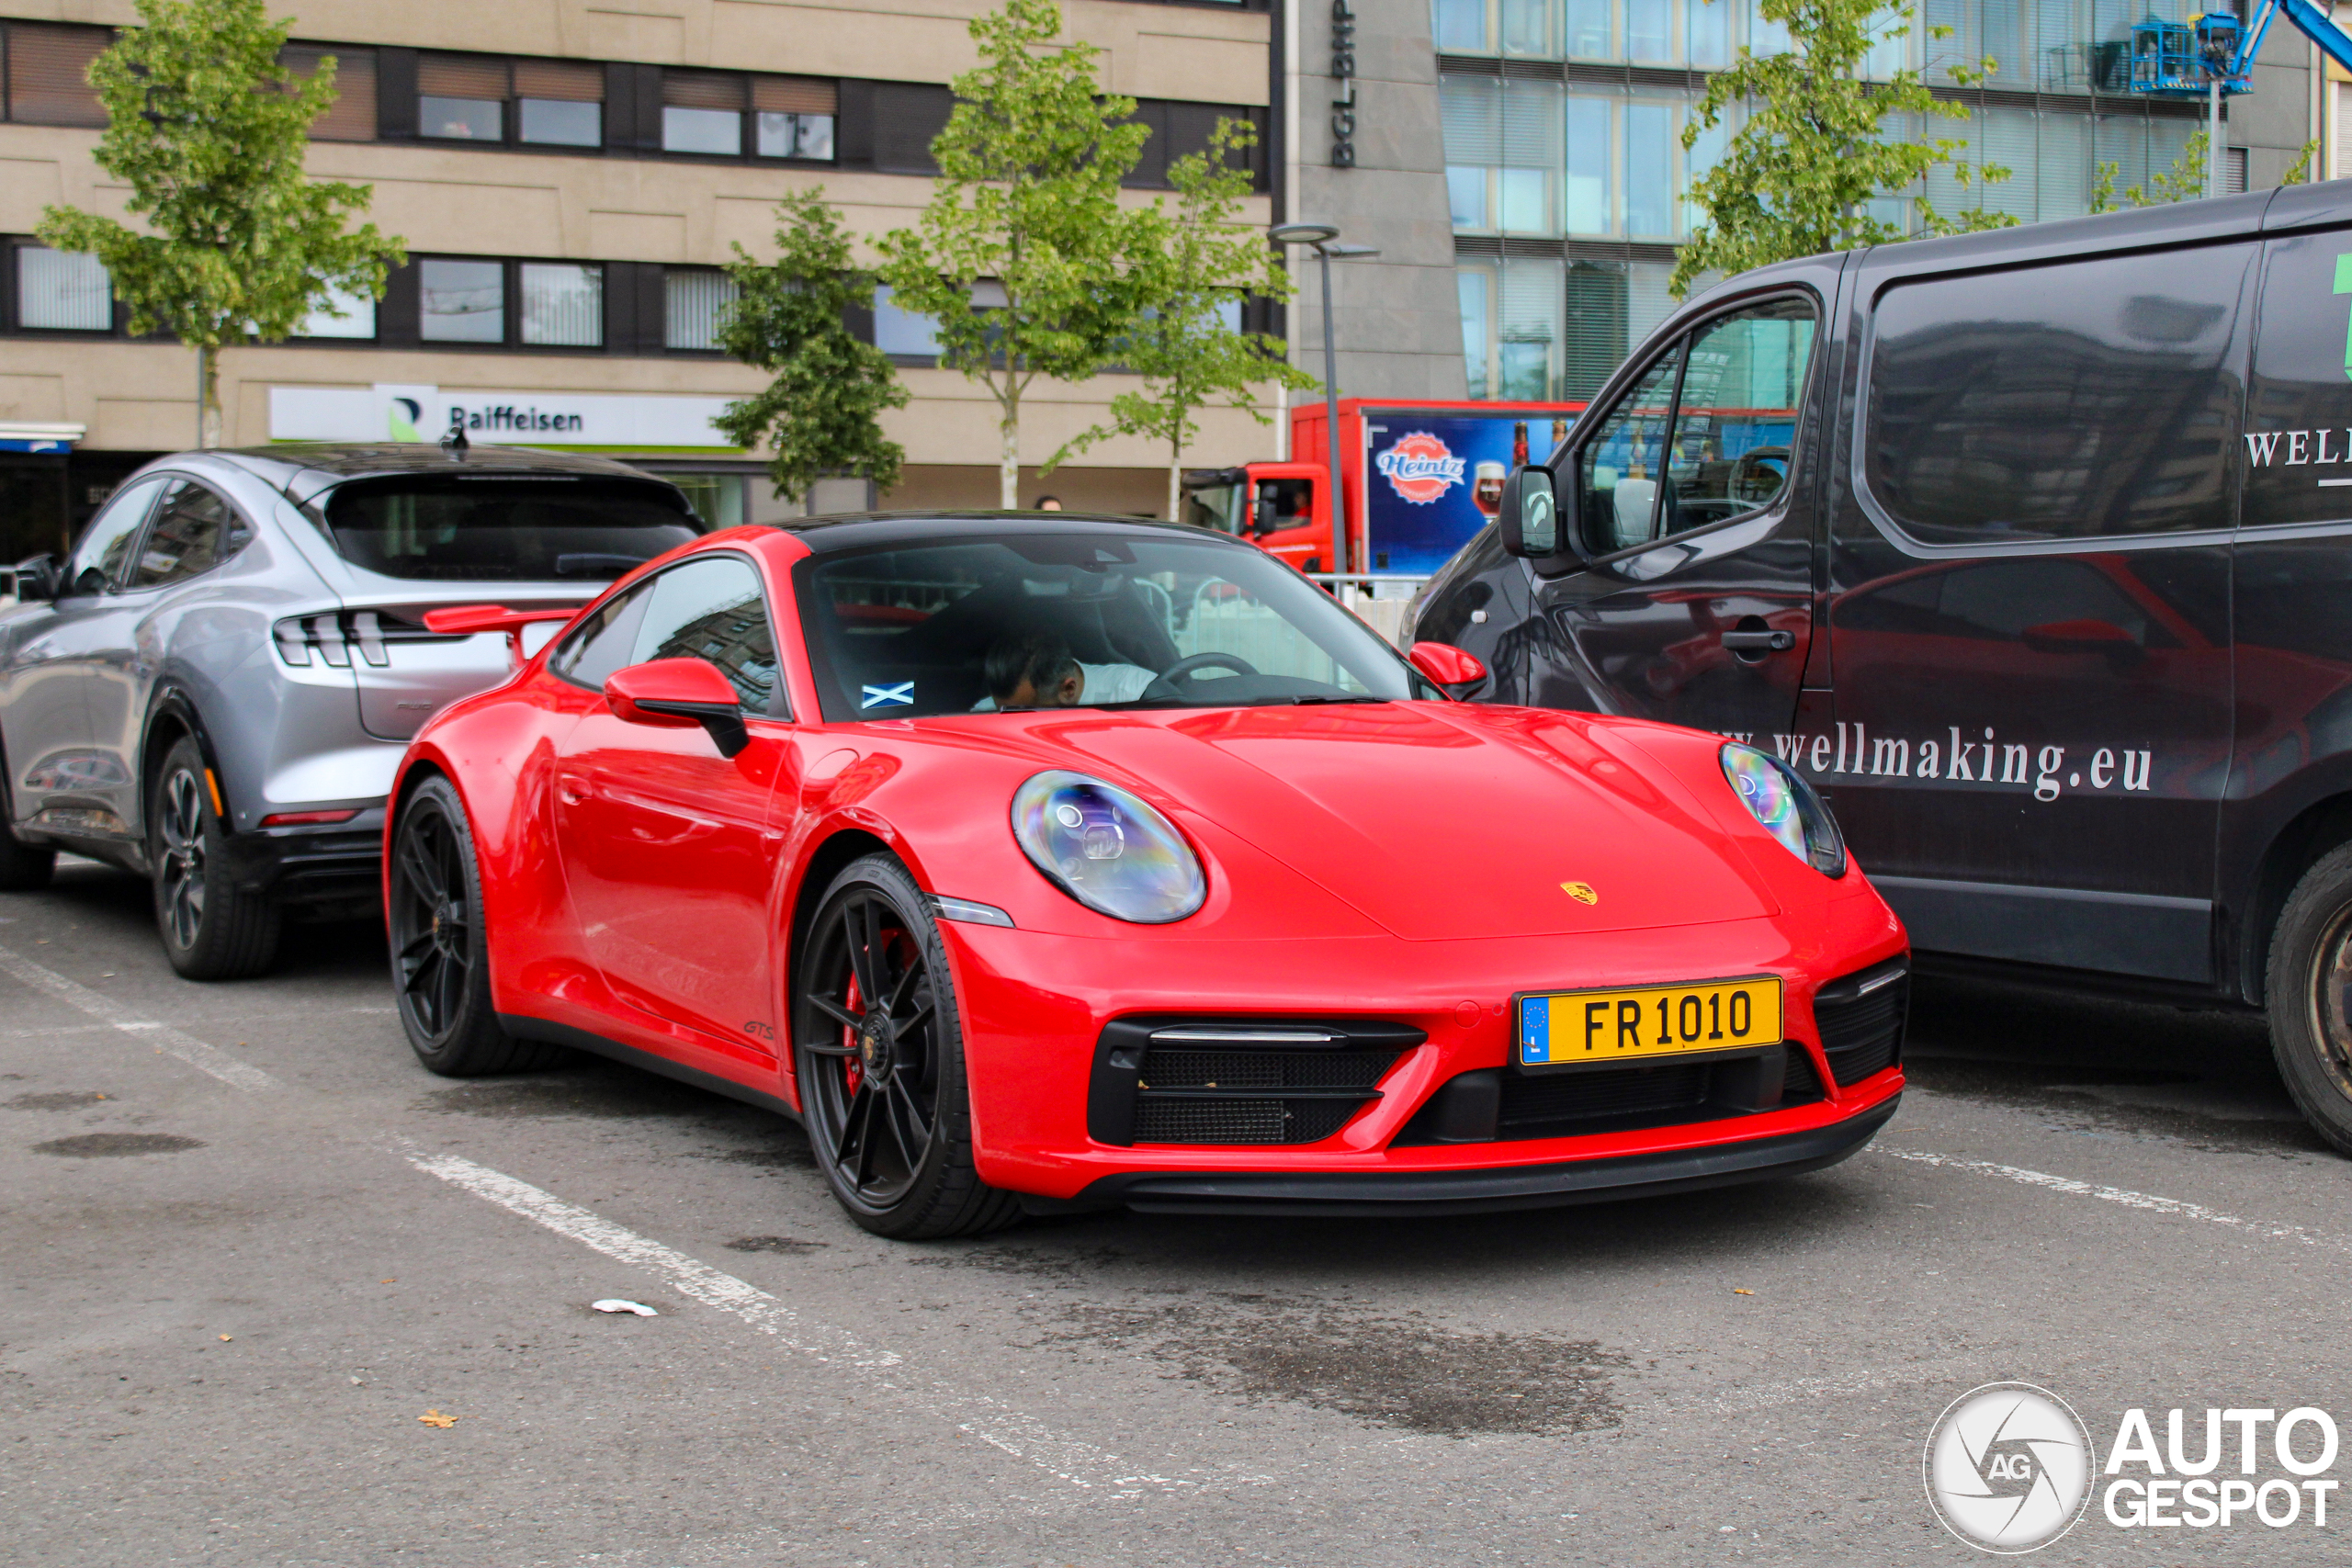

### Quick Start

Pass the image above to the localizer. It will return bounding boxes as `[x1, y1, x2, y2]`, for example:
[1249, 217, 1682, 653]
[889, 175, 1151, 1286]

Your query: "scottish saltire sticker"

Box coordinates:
[861, 682, 914, 708]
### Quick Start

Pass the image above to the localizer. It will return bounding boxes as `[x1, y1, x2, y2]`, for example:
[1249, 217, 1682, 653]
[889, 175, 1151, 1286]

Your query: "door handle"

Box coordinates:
[1721, 629, 1795, 652]
[558, 782, 590, 805]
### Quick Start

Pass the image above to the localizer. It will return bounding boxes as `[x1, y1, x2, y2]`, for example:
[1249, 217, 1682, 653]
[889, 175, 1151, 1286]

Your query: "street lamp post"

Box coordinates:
[1270, 223, 1379, 578]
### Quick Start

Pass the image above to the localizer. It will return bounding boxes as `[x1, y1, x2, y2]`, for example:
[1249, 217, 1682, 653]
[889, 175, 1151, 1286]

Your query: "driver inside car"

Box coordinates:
[973, 627, 1156, 711]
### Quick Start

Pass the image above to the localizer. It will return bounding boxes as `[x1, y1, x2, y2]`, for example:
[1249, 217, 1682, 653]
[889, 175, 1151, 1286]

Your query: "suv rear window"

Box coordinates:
[318, 475, 703, 581]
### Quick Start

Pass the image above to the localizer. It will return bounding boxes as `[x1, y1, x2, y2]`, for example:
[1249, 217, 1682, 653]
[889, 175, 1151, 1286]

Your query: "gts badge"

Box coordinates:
[1560, 881, 1599, 905]
[742, 1020, 775, 1041]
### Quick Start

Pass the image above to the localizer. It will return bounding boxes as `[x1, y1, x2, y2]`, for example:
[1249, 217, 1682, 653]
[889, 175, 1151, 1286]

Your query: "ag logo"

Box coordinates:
[1560, 881, 1599, 904]
[1374, 432, 1466, 504]
[1924, 1382, 2095, 1553]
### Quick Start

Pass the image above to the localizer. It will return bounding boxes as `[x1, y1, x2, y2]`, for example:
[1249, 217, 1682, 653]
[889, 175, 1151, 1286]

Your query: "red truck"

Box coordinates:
[1182, 398, 1586, 579]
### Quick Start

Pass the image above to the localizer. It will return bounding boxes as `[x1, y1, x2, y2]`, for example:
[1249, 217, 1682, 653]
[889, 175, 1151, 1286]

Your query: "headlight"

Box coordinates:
[1011, 771, 1206, 923]
[1720, 743, 1847, 877]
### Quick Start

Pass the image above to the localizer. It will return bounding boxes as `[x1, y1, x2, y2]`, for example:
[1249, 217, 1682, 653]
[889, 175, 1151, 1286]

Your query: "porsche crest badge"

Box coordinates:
[1561, 881, 1599, 905]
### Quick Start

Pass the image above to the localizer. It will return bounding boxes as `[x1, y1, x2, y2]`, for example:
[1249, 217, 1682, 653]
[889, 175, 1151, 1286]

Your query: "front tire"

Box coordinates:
[150, 738, 278, 979]
[2267, 842, 2352, 1156]
[793, 853, 1020, 1239]
[388, 775, 556, 1076]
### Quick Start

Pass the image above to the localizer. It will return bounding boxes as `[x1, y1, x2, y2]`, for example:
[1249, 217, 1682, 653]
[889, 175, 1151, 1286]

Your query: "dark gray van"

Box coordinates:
[1410, 181, 2352, 1152]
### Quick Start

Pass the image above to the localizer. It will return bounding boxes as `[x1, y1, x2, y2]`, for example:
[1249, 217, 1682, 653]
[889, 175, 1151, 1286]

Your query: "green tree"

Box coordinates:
[878, 0, 1159, 508]
[714, 190, 910, 508]
[2088, 130, 2269, 213]
[1672, 0, 2012, 299]
[37, 0, 403, 447]
[1049, 119, 1316, 520]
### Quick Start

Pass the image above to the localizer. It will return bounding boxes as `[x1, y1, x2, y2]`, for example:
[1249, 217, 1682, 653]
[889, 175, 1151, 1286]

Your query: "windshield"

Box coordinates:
[796, 531, 1432, 721]
[319, 475, 703, 581]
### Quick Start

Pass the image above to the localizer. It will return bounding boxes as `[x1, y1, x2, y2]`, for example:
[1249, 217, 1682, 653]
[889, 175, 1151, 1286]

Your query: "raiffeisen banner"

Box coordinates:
[1364, 410, 1577, 577]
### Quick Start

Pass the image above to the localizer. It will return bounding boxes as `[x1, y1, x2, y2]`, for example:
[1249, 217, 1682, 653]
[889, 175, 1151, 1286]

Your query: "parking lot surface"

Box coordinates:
[5, 857, 2347, 1566]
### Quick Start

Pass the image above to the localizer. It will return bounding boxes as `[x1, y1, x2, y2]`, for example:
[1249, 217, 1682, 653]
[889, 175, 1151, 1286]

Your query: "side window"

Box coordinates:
[548, 579, 654, 692]
[63, 475, 168, 595]
[126, 480, 251, 590]
[1577, 347, 1680, 555]
[1864, 243, 2255, 543]
[1660, 299, 1815, 535]
[629, 555, 783, 713]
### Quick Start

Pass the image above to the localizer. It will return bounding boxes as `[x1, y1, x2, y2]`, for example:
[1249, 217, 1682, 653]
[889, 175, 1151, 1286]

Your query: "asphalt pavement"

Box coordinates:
[5, 855, 2349, 1566]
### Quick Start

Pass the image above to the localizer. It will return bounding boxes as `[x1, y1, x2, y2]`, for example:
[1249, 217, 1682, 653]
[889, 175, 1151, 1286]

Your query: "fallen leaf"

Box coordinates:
[218, 1334, 232, 1341]
[380, 1280, 395, 1285]
[419, 1410, 458, 1428]
[1732, 1289, 1754, 1296]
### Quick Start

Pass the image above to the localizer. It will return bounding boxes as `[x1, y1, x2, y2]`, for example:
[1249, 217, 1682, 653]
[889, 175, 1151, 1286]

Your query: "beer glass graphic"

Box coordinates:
[1473, 461, 1507, 519]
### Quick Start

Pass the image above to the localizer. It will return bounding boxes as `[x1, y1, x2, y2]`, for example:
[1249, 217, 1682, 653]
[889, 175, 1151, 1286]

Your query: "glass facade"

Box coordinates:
[1438, 0, 2223, 399]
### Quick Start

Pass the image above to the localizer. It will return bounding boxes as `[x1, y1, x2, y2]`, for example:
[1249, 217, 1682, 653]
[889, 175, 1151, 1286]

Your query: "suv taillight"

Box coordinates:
[270, 609, 470, 669]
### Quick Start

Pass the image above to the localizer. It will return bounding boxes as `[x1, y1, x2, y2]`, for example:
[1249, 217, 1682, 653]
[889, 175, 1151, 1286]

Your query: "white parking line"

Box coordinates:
[0, 943, 281, 1093]
[401, 1144, 1233, 1498]
[1874, 1145, 2351, 1253]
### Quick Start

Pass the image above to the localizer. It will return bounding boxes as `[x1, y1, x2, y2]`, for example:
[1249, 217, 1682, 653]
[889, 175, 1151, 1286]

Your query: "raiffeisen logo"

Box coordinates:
[1925, 1383, 2095, 1552]
[1374, 432, 1466, 504]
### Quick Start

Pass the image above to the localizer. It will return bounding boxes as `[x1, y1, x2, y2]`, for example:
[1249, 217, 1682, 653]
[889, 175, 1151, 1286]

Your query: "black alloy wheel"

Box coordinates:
[794, 854, 1019, 1238]
[2268, 840, 2352, 1156]
[149, 737, 277, 979]
[388, 775, 555, 1076]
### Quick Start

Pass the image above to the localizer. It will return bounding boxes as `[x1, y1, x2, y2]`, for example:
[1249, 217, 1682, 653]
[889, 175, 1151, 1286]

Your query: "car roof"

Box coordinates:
[213, 442, 672, 488]
[766, 510, 1238, 555]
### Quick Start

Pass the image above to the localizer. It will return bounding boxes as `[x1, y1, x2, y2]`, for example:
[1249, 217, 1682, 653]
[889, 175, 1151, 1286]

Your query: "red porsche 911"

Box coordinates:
[387, 513, 1905, 1237]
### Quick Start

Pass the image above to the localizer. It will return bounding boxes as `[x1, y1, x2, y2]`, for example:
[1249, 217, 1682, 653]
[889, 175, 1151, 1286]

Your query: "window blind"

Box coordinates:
[514, 59, 604, 101]
[283, 45, 377, 141]
[6, 23, 110, 128]
[418, 53, 509, 99]
[751, 74, 835, 115]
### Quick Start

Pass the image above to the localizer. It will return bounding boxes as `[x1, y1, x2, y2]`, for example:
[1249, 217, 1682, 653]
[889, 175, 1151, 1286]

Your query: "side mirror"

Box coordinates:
[1498, 465, 1580, 563]
[604, 659, 751, 758]
[1408, 641, 1488, 693]
[1252, 498, 1277, 536]
[5, 556, 52, 602]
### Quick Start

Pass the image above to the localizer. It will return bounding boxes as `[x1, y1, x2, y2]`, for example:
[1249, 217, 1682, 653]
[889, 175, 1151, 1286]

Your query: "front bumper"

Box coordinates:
[1038, 1095, 1898, 1216]
[940, 886, 1909, 1204]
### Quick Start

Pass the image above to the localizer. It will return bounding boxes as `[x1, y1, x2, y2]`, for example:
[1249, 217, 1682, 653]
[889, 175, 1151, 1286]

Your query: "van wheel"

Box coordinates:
[0, 752, 54, 892]
[150, 738, 279, 979]
[2267, 842, 2352, 1156]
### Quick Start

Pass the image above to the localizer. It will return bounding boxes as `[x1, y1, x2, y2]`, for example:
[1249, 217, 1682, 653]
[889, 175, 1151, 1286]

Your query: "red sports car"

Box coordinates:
[386, 513, 1905, 1237]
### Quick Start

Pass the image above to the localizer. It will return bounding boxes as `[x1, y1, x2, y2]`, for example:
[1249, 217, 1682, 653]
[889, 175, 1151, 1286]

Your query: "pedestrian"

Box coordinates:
[1035, 495, 1063, 511]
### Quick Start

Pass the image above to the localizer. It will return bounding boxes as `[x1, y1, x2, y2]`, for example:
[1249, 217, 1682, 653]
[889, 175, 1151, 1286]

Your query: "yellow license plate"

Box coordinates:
[1515, 976, 1783, 1070]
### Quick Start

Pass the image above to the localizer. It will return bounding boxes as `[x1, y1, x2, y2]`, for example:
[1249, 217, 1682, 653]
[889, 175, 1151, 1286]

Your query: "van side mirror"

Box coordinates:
[1499, 466, 1559, 557]
[1496, 460, 1589, 570]
[605, 659, 751, 758]
[1251, 497, 1277, 536]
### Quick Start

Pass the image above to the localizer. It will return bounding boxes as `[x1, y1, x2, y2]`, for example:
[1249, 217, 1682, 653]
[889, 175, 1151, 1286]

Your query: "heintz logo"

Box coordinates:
[1375, 433, 1466, 504]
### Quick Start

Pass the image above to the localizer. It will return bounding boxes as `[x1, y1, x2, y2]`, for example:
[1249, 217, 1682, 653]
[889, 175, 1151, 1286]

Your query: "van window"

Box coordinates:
[1658, 299, 1813, 536]
[1576, 346, 1679, 554]
[1863, 245, 2255, 545]
[2243, 231, 2352, 532]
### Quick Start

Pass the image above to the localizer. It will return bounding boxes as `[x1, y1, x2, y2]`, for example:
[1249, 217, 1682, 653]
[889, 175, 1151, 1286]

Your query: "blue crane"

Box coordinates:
[2122, 0, 2352, 96]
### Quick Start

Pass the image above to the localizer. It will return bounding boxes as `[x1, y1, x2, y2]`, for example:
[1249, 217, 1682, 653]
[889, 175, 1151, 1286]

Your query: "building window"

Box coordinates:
[753, 76, 838, 159]
[663, 71, 744, 153]
[873, 286, 943, 357]
[3, 22, 111, 128]
[17, 247, 112, 332]
[282, 45, 378, 141]
[514, 58, 603, 146]
[1624, 101, 1675, 236]
[521, 263, 603, 347]
[296, 282, 377, 339]
[1688, 0, 1731, 66]
[664, 269, 740, 351]
[420, 258, 505, 342]
[1458, 268, 1489, 395]
[418, 53, 508, 141]
[662, 70, 835, 159]
[1434, 0, 1488, 51]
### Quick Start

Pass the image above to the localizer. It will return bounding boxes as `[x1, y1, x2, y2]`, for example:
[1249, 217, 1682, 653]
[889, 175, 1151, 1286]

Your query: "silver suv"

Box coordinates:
[0, 443, 703, 977]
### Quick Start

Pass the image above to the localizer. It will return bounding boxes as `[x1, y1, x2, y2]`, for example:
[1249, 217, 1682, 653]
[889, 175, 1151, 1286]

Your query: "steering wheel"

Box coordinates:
[1141, 651, 1260, 701]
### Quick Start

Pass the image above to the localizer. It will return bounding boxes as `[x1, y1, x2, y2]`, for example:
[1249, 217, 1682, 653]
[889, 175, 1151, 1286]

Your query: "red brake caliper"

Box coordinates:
[842, 967, 864, 1097]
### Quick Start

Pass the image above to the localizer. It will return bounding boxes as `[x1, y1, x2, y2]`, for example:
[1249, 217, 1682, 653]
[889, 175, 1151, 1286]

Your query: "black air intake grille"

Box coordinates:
[1496, 1062, 1713, 1139]
[1813, 959, 1907, 1087]
[1781, 1046, 1826, 1106]
[1088, 1020, 1424, 1147]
